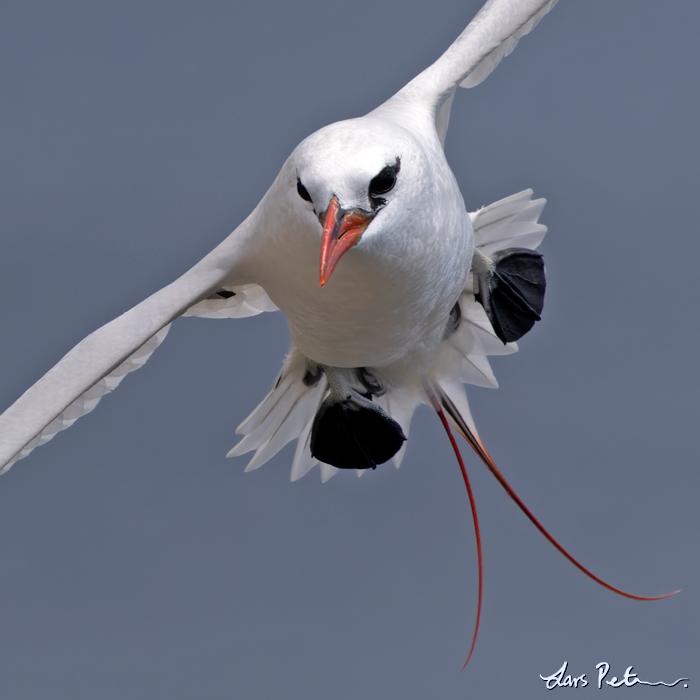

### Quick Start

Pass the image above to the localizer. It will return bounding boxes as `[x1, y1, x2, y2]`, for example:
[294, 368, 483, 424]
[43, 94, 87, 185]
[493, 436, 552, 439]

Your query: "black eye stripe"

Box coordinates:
[297, 179, 312, 203]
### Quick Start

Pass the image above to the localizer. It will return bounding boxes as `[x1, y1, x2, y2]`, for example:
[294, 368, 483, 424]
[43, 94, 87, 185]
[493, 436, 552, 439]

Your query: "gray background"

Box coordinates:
[1, 1, 698, 697]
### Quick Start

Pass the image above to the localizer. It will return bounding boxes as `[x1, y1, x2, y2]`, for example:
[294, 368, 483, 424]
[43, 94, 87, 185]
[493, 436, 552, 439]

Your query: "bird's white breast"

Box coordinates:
[249, 183, 473, 374]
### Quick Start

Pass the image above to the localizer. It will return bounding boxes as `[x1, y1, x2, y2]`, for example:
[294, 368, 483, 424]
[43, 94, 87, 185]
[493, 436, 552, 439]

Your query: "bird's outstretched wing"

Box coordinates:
[375, 0, 557, 143]
[415, 0, 556, 97]
[0, 223, 258, 474]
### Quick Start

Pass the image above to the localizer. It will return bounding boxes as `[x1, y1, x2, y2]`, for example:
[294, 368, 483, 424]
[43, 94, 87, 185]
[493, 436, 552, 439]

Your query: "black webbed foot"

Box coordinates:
[310, 396, 406, 470]
[473, 247, 546, 343]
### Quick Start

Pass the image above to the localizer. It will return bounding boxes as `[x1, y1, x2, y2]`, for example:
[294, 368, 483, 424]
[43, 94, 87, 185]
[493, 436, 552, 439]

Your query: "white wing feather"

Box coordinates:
[458, 0, 557, 88]
[0, 222, 256, 473]
[0, 324, 172, 474]
[411, 0, 557, 100]
[375, 0, 557, 144]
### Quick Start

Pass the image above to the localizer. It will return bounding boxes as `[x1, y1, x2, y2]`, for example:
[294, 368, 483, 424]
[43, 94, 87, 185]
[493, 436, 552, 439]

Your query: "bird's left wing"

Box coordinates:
[415, 0, 556, 97]
[374, 0, 557, 143]
[0, 222, 258, 474]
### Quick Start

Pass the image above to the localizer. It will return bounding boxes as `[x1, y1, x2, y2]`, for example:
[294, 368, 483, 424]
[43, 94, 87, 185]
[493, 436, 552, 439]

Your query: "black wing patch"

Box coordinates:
[474, 248, 546, 344]
[310, 397, 405, 470]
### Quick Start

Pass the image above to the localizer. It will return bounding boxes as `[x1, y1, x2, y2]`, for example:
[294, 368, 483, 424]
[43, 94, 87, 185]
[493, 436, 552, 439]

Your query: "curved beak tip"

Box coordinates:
[318, 197, 373, 287]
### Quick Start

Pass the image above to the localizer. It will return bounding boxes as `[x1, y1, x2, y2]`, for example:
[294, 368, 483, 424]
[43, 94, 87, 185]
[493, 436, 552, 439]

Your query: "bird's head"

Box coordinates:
[289, 117, 432, 287]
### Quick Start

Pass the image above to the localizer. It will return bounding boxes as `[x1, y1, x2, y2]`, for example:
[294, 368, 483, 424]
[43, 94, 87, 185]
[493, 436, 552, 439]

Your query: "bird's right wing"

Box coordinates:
[0, 220, 259, 474]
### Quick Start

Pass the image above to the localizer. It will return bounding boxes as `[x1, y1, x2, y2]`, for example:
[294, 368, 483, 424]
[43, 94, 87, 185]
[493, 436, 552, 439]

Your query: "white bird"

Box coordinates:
[0, 0, 557, 479]
[0, 0, 676, 668]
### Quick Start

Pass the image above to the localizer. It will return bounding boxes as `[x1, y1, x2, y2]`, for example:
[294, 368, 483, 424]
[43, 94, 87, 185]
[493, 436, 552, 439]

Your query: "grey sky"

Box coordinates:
[0, 1, 698, 697]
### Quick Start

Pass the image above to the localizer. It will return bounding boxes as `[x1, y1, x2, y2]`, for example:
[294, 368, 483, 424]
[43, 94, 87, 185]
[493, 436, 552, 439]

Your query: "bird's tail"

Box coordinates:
[227, 346, 331, 481]
[230, 349, 425, 482]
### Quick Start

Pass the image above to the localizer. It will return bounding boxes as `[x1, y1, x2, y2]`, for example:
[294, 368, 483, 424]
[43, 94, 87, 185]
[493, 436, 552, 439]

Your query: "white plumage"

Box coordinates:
[0, 0, 556, 476]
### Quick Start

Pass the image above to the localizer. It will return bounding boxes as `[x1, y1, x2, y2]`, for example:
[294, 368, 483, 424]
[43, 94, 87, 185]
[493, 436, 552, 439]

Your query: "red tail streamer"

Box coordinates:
[424, 384, 483, 671]
[438, 390, 679, 602]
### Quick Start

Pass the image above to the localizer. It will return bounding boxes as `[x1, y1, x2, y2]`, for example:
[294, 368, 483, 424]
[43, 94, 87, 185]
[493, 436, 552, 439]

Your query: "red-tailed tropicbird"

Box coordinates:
[0, 0, 677, 668]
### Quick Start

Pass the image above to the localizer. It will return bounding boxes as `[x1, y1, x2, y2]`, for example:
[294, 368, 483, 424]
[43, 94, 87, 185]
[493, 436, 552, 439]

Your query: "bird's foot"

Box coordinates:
[472, 247, 546, 343]
[309, 367, 404, 469]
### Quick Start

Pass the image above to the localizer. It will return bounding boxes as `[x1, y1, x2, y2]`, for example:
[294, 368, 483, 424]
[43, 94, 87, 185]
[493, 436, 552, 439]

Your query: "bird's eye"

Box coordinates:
[297, 179, 313, 203]
[369, 159, 400, 205]
[369, 168, 396, 195]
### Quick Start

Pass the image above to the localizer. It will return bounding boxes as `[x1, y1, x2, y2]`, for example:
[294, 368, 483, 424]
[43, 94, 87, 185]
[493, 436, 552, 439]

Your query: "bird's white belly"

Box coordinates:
[284, 286, 443, 370]
[260, 230, 470, 372]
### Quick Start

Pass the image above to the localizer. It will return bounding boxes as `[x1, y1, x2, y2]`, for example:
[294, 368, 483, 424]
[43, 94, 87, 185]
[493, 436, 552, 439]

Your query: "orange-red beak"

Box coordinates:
[319, 195, 373, 287]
